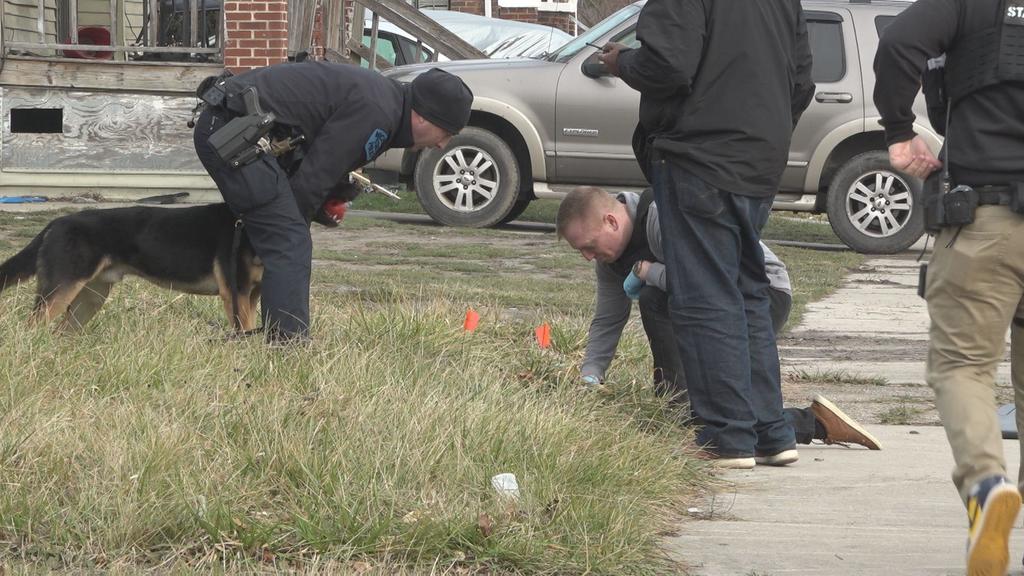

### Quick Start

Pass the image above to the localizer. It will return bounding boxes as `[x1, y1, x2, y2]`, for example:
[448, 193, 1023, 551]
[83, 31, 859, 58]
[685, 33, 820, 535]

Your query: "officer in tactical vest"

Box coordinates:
[193, 64, 472, 343]
[556, 186, 882, 455]
[874, 0, 1024, 572]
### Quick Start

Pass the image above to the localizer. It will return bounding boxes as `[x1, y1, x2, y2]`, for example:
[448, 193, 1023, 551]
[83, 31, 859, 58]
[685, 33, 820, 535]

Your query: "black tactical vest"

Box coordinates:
[945, 0, 1024, 103]
[608, 189, 656, 279]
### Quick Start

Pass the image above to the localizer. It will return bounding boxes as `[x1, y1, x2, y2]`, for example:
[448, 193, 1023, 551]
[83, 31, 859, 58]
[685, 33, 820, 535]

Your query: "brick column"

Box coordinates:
[449, 0, 484, 15]
[496, 7, 538, 22]
[450, 0, 577, 35]
[223, 1, 289, 72]
[536, 12, 574, 35]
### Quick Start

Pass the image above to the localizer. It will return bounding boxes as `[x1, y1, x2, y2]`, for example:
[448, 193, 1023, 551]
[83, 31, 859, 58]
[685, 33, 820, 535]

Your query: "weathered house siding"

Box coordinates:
[2, 88, 200, 172]
[0, 57, 221, 195]
[3, 0, 58, 56]
[0, 0, 282, 196]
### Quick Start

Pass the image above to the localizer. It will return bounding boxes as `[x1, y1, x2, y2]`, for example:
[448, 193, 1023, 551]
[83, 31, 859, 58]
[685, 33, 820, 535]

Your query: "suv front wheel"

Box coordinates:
[826, 151, 924, 254]
[413, 126, 522, 227]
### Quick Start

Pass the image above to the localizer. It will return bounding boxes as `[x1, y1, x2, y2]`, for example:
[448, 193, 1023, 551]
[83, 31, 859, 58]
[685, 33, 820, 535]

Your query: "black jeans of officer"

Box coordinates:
[193, 107, 311, 340]
[638, 284, 818, 444]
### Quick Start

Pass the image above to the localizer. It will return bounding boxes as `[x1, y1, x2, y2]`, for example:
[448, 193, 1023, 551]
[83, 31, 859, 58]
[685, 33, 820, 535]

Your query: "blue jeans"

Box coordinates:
[651, 158, 794, 457]
[640, 283, 818, 444]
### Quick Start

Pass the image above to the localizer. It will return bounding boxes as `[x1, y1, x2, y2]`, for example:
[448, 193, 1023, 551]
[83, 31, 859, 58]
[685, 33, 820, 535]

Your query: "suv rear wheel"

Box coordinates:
[826, 151, 924, 254]
[413, 126, 521, 227]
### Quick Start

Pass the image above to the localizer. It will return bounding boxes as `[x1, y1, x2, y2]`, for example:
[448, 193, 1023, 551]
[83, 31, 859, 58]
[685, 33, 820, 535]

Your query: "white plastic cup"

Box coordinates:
[490, 473, 520, 499]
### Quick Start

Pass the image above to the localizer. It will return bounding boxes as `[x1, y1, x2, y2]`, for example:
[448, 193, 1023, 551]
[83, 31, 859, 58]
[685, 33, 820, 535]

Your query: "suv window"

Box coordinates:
[363, 34, 400, 65]
[807, 19, 845, 83]
[549, 3, 642, 62]
[611, 27, 641, 49]
[875, 15, 897, 37]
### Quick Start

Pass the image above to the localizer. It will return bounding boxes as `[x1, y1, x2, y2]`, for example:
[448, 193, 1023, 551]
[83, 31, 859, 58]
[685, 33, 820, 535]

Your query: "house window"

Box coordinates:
[152, 0, 221, 52]
[2, 0, 222, 62]
[414, 0, 449, 9]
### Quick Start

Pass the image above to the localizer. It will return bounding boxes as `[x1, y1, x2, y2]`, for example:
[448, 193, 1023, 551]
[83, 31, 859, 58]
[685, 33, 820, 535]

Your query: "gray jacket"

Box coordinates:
[581, 191, 791, 380]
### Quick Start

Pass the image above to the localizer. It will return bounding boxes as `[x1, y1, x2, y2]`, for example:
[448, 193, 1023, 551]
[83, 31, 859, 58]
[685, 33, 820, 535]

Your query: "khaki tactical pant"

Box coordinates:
[926, 205, 1024, 503]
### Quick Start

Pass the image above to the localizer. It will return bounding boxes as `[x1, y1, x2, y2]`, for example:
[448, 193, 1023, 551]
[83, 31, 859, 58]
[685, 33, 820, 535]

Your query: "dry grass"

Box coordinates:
[0, 281, 707, 574]
[0, 208, 858, 573]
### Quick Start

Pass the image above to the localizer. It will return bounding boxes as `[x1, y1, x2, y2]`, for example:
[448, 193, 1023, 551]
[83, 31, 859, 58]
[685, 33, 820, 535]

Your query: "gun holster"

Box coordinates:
[208, 87, 276, 168]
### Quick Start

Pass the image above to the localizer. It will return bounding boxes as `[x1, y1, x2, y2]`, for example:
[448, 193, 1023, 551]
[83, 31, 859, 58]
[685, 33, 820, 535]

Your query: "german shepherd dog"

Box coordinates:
[0, 204, 264, 332]
[0, 172, 363, 333]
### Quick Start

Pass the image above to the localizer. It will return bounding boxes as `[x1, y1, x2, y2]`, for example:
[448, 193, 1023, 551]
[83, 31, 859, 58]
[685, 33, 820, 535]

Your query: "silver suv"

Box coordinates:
[372, 0, 942, 254]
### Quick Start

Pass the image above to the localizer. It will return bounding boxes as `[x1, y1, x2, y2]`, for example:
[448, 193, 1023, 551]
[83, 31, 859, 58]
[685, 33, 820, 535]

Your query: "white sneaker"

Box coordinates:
[754, 449, 799, 466]
[694, 449, 756, 469]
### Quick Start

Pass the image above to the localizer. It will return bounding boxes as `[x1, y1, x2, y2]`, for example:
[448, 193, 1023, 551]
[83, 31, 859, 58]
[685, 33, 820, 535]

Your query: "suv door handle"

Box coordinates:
[815, 91, 853, 103]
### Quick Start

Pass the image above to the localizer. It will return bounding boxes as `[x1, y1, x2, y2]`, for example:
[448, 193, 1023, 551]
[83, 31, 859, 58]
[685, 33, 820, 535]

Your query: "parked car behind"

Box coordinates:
[371, 0, 942, 254]
[362, 9, 573, 67]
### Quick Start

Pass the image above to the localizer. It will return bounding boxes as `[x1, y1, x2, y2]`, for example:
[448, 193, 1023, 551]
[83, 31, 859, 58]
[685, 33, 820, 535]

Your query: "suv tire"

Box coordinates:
[499, 199, 533, 224]
[826, 151, 924, 254]
[414, 127, 521, 228]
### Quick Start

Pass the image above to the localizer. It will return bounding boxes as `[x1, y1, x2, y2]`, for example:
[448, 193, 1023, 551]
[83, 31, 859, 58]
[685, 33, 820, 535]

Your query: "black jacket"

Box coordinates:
[616, 0, 814, 197]
[874, 0, 1024, 187]
[223, 62, 414, 218]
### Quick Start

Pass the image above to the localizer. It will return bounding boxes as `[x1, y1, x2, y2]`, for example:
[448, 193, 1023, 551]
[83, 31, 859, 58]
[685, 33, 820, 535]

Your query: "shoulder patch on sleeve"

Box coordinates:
[364, 128, 389, 160]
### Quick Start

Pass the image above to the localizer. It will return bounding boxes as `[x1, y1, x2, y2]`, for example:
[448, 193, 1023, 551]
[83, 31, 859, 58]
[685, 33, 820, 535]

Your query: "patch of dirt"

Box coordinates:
[311, 220, 572, 283]
[311, 221, 553, 252]
[781, 331, 928, 363]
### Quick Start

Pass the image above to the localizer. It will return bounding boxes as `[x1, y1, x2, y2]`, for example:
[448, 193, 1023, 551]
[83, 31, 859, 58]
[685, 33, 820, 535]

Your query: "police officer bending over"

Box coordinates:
[874, 0, 1024, 572]
[193, 64, 473, 343]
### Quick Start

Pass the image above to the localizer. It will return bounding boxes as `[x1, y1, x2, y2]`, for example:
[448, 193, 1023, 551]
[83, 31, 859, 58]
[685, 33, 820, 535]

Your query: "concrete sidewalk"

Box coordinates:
[665, 256, 1020, 575]
[668, 425, 1024, 575]
[782, 256, 1010, 387]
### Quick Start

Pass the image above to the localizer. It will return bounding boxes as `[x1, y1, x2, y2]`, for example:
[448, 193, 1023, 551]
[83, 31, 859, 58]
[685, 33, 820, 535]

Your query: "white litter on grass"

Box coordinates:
[491, 472, 520, 499]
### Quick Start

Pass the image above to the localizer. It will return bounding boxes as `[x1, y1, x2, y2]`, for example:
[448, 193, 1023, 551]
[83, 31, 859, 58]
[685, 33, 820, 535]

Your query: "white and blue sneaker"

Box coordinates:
[966, 475, 1020, 576]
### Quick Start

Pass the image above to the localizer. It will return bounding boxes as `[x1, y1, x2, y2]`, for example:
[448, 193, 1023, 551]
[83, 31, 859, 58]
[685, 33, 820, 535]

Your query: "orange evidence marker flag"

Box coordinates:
[464, 308, 480, 332]
[535, 322, 552, 349]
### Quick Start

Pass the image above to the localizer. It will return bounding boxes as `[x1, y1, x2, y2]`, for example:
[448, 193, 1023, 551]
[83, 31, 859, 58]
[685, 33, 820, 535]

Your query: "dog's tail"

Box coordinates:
[0, 225, 47, 293]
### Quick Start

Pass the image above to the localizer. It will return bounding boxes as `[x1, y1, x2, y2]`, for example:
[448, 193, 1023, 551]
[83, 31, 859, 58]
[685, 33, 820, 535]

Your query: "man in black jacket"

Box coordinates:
[193, 64, 472, 342]
[874, 0, 1024, 572]
[598, 0, 815, 468]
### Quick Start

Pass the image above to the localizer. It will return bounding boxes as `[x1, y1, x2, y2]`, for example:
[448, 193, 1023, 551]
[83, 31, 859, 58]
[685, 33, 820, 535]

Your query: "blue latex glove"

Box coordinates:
[623, 271, 644, 300]
[581, 375, 601, 387]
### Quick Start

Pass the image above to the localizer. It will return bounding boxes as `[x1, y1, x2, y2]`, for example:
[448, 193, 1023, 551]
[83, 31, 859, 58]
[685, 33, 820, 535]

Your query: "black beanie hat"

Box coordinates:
[411, 68, 473, 134]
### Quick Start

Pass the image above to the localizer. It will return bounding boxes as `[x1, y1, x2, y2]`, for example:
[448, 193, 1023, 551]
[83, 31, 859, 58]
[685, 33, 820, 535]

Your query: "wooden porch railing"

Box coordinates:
[2, 0, 221, 60]
[342, 0, 486, 70]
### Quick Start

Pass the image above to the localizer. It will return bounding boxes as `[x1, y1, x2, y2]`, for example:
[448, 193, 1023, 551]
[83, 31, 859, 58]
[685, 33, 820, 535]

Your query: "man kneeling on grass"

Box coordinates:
[557, 186, 881, 468]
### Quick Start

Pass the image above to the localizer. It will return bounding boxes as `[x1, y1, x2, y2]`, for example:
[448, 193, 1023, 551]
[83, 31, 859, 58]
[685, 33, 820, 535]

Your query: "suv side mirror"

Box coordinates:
[582, 53, 609, 78]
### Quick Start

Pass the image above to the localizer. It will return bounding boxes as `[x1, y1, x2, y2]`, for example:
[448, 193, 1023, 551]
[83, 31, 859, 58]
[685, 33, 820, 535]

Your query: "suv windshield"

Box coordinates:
[546, 3, 643, 62]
